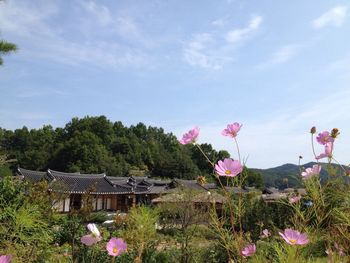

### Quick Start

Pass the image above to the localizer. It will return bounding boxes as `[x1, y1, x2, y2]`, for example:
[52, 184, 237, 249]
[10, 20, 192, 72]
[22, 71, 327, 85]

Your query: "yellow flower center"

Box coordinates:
[289, 239, 297, 244]
[113, 247, 119, 254]
[225, 170, 231, 175]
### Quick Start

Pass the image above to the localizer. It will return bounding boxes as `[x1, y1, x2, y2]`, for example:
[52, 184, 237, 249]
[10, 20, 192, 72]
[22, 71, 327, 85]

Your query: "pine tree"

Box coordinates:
[0, 40, 17, 65]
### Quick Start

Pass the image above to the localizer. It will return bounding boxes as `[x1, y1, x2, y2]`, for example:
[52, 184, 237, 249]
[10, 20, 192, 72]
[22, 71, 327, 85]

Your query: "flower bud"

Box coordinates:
[331, 128, 339, 139]
[310, 126, 316, 134]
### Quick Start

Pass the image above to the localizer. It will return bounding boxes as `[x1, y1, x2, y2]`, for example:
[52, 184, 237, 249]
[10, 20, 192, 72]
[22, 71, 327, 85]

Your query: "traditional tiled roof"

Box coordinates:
[17, 168, 49, 183]
[18, 168, 132, 195]
[48, 169, 132, 195]
[262, 187, 279, 194]
[148, 185, 168, 194]
[18, 167, 230, 196]
[224, 186, 247, 194]
[107, 176, 169, 194]
[168, 179, 209, 192]
[203, 183, 217, 190]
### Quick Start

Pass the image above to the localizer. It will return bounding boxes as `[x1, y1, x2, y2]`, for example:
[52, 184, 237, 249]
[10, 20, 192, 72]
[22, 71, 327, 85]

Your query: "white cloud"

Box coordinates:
[183, 33, 228, 70]
[312, 5, 348, 29]
[258, 44, 303, 69]
[183, 16, 262, 70]
[226, 16, 263, 43]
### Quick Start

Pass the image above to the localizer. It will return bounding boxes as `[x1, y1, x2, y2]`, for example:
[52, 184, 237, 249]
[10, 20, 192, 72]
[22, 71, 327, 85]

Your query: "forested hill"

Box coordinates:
[253, 162, 349, 189]
[0, 116, 231, 179]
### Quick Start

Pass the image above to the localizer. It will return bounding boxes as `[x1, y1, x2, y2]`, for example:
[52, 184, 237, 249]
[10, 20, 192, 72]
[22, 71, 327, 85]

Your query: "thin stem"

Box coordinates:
[195, 143, 214, 167]
[331, 156, 347, 174]
[234, 138, 241, 163]
[311, 134, 318, 161]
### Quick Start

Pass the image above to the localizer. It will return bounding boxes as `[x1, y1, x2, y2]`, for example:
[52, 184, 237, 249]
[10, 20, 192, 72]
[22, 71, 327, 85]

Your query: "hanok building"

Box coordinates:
[17, 168, 169, 213]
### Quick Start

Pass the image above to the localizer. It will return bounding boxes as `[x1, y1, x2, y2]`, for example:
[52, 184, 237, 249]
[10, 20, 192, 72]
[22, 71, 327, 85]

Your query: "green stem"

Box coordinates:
[234, 138, 241, 163]
[195, 143, 214, 167]
[311, 134, 318, 161]
[331, 156, 347, 174]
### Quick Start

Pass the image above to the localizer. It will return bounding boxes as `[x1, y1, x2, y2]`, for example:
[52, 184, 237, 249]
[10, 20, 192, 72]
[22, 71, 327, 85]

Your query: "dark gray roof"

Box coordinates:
[18, 168, 132, 195]
[263, 187, 280, 194]
[18, 168, 224, 196]
[224, 187, 247, 194]
[48, 169, 132, 194]
[17, 168, 49, 183]
[149, 185, 168, 194]
[169, 179, 209, 191]
[107, 176, 169, 194]
[203, 183, 218, 190]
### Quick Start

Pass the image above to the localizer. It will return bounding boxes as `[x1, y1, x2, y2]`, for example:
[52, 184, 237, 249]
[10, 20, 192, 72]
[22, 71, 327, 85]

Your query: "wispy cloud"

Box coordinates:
[312, 5, 348, 29]
[183, 15, 263, 70]
[225, 16, 263, 43]
[16, 87, 70, 98]
[79, 0, 113, 26]
[183, 33, 230, 70]
[258, 44, 303, 69]
[0, 1, 153, 69]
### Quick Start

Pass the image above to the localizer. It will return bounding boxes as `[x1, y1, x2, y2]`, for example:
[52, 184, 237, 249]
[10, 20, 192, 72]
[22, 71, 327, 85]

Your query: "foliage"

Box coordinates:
[0, 176, 53, 262]
[121, 206, 159, 263]
[0, 116, 231, 181]
[158, 188, 210, 263]
[0, 40, 17, 65]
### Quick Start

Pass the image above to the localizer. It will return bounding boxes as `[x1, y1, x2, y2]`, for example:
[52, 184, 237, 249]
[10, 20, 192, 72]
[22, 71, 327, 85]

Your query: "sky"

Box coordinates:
[0, 0, 350, 168]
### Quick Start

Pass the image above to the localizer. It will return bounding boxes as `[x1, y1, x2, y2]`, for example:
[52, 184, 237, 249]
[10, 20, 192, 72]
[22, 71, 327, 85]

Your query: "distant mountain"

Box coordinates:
[251, 162, 348, 189]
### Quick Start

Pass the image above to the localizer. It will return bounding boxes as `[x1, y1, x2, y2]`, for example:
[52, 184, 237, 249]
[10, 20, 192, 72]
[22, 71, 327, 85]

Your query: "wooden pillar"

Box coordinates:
[132, 195, 136, 207]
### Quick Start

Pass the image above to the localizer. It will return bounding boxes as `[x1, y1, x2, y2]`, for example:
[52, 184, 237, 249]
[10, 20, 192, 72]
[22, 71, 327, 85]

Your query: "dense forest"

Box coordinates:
[1, 116, 261, 182]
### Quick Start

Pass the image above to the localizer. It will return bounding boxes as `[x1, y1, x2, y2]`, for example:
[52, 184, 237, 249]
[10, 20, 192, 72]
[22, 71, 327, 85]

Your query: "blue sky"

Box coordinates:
[0, 0, 350, 168]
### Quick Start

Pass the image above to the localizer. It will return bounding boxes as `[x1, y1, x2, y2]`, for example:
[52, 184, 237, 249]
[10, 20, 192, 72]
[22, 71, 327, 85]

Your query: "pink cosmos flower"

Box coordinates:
[0, 255, 12, 263]
[260, 229, 270, 239]
[289, 195, 301, 204]
[179, 127, 200, 145]
[81, 223, 102, 246]
[316, 142, 333, 160]
[316, 131, 334, 145]
[301, 164, 321, 180]
[106, 237, 127, 257]
[242, 244, 256, 257]
[215, 158, 243, 177]
[279, 229, 308, 245]
[221, 123, 242, 138]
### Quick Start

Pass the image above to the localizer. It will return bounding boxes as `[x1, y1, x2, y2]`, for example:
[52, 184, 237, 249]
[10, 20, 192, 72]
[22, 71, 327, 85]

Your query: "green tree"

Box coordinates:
[0, 40, 17, 65]
[50, 130, 112, 173]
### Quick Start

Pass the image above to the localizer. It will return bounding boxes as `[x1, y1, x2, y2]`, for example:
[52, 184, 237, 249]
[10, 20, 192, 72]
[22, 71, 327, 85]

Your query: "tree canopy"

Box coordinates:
[0, 40, 17, 65]
[0, 116, 263, 186]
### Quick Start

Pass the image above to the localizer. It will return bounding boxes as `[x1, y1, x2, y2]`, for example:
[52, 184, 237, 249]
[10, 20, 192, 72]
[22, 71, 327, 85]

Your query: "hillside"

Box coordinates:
[253, 162, 348, 189]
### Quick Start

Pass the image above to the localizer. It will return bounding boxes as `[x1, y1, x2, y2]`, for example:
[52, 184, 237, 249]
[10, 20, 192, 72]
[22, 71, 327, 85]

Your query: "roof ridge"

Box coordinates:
[48, 169, 106, 178]
[17, 167, 47, 174]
